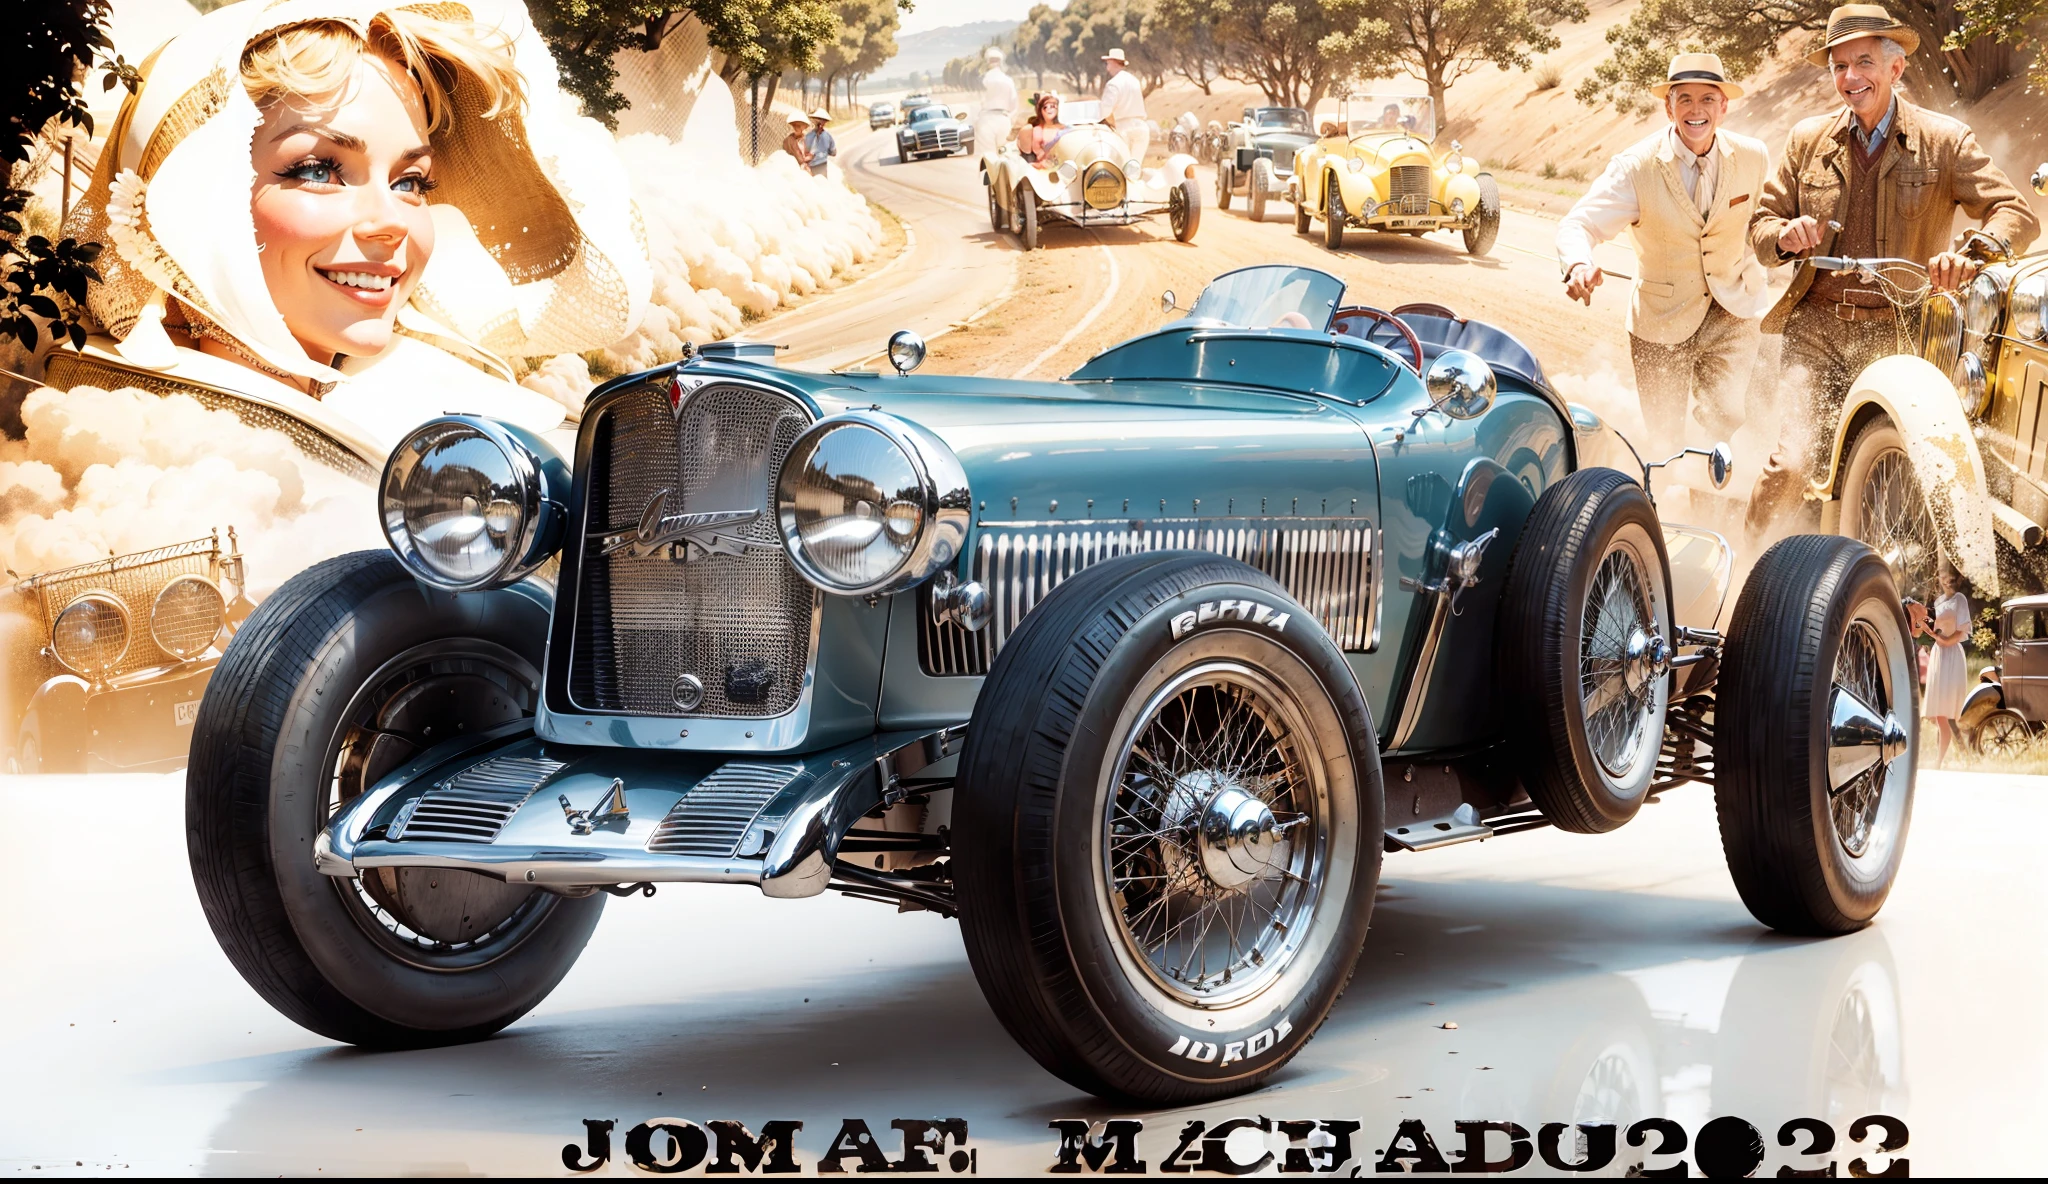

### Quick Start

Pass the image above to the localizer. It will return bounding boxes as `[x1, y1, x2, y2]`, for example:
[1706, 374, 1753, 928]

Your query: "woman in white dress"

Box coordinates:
[1917, 567, 1970, 765]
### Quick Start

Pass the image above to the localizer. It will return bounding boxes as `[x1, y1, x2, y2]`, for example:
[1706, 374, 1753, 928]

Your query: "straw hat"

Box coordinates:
[786, 112, 809, 127]
[1805, 4, 1921, 66]
[1649, 52, 1744, 100]
[808, 107, 832, 123]
[1101, 47, 1128, 64]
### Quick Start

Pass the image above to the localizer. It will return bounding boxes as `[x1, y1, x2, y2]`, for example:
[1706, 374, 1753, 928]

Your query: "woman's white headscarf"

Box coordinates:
[65, 0, 650, 390]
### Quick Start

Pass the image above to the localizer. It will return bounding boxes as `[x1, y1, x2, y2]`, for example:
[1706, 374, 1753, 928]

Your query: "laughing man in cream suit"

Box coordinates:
[1557, 53, 1771, 458]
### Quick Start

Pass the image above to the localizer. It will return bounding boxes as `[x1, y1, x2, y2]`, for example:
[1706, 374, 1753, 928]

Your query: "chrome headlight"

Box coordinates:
[1057, 160, 1078, 184]
[1444, 155, 1463, 174]
[151, 575, 226, 660]
[380, 416, 569, 592]
[775, 411, 969, 597]
[51, 591, 131, 677]
[1347, 156, 1365, 173]
[1124, 158, 1141, 177]
[1956, 351, 1990, 418]
[1963, 270, 2004, 342]
[2014, 274, 2047, 341]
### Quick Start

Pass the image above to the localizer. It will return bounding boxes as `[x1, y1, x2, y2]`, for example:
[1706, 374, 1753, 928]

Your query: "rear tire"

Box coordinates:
[955, 552, 1381, 1103]
[1500, 469, 1674, 833]
[1717, 536, 1916, 934]
[186, 550, 602, 1046]
[1975, 708, 2029, 758]
[1323, 176, 1347, 250]
[1293, 186, 1312, 234]
[1216, 161, 1233, 210]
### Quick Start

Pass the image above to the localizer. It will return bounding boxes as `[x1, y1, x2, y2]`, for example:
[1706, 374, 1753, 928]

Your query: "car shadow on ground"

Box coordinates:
[173, 875, 1901, 1170]
[1319, 232, 1510, 270]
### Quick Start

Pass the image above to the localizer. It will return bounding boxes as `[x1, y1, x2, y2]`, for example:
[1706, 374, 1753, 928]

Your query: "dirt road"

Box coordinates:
[807, 127, 1649, 400]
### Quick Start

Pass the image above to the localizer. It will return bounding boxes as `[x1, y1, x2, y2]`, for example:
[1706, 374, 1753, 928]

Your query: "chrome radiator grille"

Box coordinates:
[1919, 291, 1962, 377]
[392, 754, 567, 843]
[920, 518, 1376, 676]
[1389, 165, 1431, 215]
[568, 381, 817, 718]
[646, 762, 803, 856]
[912, 129, 960, 153]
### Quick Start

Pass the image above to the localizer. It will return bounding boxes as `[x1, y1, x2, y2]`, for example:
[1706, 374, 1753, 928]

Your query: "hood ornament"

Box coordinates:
[598, 489, 769, 561]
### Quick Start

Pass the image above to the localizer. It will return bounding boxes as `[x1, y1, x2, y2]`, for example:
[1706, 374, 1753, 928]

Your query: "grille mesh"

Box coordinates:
[393, 754, 567, 843]
[921, 518, 1376, 676]
[646, 762, 803, 856]
[13, 533, 222, 679]
[569, 382, 816, 718]
[912, 129, 960, 152]
[1389, 165, 1431, 215]
[1920, 291, 1962, 377]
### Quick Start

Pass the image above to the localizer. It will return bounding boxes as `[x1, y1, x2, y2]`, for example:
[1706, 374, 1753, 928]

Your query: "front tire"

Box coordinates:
[1463, 173, 1501, 256]
[1215, 161, 1234, 210]
[1293, 186, 1312, 234]
[1249, 159, 1273, 222]
[1323, 175, 1347, 250]
[1975, 708, 2029, 758]
[186, 550, 603, 1047]
[1014, 182, 1038, 250]
[1718, 536, 1916, 934]
[1170, 178, 1201, 243]
[1500, 469, 1674, 833]
[1838, 416, 1941, 601]
[955, 553, 1381, 1104]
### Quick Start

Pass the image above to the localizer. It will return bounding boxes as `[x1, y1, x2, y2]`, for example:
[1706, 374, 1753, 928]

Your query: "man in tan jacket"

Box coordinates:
[1744, 4, 2040, 535]
[1559, 52, 1771, 458]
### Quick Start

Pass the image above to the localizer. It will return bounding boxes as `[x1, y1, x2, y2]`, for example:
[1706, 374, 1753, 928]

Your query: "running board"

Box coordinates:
[313, 724, 961, 899]
[1385, 803, 1493, 851]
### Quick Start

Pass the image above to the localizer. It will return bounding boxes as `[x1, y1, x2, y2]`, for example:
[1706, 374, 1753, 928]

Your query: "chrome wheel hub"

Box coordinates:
[1156, 773, 1288, 892]
[1580, 543, 1664, 778]
[1827, 620, 1904, 858]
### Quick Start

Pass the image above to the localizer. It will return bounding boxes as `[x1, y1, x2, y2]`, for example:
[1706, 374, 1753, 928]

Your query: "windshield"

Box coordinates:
[1249, 108, 1310, 134]
[1186, 266, 1345, 330]
[1318, 95, 1437, 141]
[1062, 98, 1104, 125]
[909, 107, 947, 124]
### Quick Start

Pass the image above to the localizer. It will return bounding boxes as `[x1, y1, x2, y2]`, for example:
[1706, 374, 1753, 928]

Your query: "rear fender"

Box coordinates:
[1821, 354, 1996, 592]
[1161, 152, 1198, 183]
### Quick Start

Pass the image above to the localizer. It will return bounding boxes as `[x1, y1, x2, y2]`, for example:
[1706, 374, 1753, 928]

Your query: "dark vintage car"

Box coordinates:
[1215, 106, 1315, 223]
[895, 103, 972, 160]
[5, 530, 250, 773]
[867, 99, 897, 129]
[1959, 591, 2048, 755]
[185, 266, 1918, 1104]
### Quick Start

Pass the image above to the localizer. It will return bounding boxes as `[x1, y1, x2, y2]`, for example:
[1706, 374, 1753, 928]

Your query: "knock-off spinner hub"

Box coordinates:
[1184, 777, 1283, 890]
[1622, 629, 1670, 697]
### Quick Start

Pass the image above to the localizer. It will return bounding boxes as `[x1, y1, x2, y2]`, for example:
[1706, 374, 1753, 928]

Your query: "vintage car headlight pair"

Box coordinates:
[379, 417, 569, 592]
[380, 409, 969, 602]
[775, 411, 970, 596]
[49, 575, 228, 677]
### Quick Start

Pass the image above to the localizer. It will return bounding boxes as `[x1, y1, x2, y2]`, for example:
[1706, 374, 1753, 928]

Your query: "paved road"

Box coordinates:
[1, 769, 2033, 1174]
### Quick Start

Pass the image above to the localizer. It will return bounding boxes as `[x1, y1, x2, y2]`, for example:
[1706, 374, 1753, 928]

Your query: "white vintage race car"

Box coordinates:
[980, 100, 1201, 250]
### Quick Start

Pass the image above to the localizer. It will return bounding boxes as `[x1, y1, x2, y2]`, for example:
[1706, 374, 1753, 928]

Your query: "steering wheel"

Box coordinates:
[1331, 305, 1424, 372]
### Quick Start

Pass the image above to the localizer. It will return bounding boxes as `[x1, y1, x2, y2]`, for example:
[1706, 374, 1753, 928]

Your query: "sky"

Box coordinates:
[899, 0, 1059, 36]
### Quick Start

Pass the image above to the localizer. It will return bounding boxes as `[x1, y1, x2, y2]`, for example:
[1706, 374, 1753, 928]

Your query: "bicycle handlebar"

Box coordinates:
[1808, 255, 1926, 273]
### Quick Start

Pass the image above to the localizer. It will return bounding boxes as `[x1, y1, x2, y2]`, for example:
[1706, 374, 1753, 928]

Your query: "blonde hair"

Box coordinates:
[239, 9, 523, 132]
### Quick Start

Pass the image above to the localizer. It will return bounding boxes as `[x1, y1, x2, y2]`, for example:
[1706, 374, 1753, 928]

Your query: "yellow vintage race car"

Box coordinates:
[1291, 95, 1500, 256]
[981, 100, 1201, 250]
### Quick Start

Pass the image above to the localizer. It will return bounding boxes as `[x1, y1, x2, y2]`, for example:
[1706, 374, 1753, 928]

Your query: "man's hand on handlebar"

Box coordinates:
[1563, 263, 1603, 305]
[1778, 215, 1826, 256]
[1928, 250, 1981, 293]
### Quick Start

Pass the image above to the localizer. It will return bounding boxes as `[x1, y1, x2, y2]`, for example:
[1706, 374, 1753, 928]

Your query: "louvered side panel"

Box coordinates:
[646, 762, 804, 857]
[394, 755, 568, 843]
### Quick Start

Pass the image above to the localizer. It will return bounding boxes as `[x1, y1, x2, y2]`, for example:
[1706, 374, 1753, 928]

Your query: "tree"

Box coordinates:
[1207, 0, 1393, 111]
[527, 1, 847, 128]
[1147, 0, 1227, 94]
[1362, 0, 1587, 125]
[1, 0, 134, 354]
[819, 0, 904, 109]
[1011, 4, 1066, 90]
[1577, 0, 2021, 113]
[1947, 0, 2047, 92]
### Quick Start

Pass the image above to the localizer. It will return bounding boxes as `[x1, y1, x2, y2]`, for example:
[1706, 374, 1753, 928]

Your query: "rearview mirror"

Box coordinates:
[1708, 441, 1733, 489]
[1160, 289, 1179, 314]
[1424, 350, 1496, 420]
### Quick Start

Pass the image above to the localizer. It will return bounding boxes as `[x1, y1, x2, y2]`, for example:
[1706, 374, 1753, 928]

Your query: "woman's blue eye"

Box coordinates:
[279, 158, 340, 184]
[393, 174, 437, 195]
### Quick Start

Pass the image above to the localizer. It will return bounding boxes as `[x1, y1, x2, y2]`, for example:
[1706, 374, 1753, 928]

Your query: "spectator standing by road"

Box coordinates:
[1556, 53, 1771, 461]
[781, 112, 811, 169]
[1916, 567, 1971, 765]
[976, 47, 1018, 153]
[803, 108, 837, 177]
[1099, 47, 1148, 164]
[1742, 4, 2038, 539]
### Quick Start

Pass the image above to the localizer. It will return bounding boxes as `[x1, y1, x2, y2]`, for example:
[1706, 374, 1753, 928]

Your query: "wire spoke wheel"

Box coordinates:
[321, 639, 556, 969]
[1101, 662, 1327, 1008]
[1849, 437, 1940, 601]
[1977, 710, 2031, 758]
[1579, 547, 1658, 778]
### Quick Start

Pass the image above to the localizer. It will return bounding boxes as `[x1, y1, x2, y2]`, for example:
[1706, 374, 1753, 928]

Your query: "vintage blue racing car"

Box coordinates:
[185, 266, 1917, 1104]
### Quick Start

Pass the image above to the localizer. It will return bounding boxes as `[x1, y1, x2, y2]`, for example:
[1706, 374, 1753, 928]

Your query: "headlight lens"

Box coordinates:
[776, 412, 969, 596]
[1347, 156, 1365, 173]
[1444, 156, 1463, 174]
[51, 591, 131, 676]
[2014, 274, 2046, 341]
[150, 575, 226, 660]
[380, 416, 568, 592]
[1057, 160, 1078, 184]
[1956, 351, 1990, 418]
[1963, 271, 2004, 341]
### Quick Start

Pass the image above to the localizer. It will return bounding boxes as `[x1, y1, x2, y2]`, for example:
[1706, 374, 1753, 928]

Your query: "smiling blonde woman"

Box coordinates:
[52, 0, 650, 472]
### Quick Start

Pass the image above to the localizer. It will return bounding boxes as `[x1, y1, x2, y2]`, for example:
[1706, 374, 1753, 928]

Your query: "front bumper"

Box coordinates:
[1039, 200, 1170, 228]
[315, 722, 960, 899]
